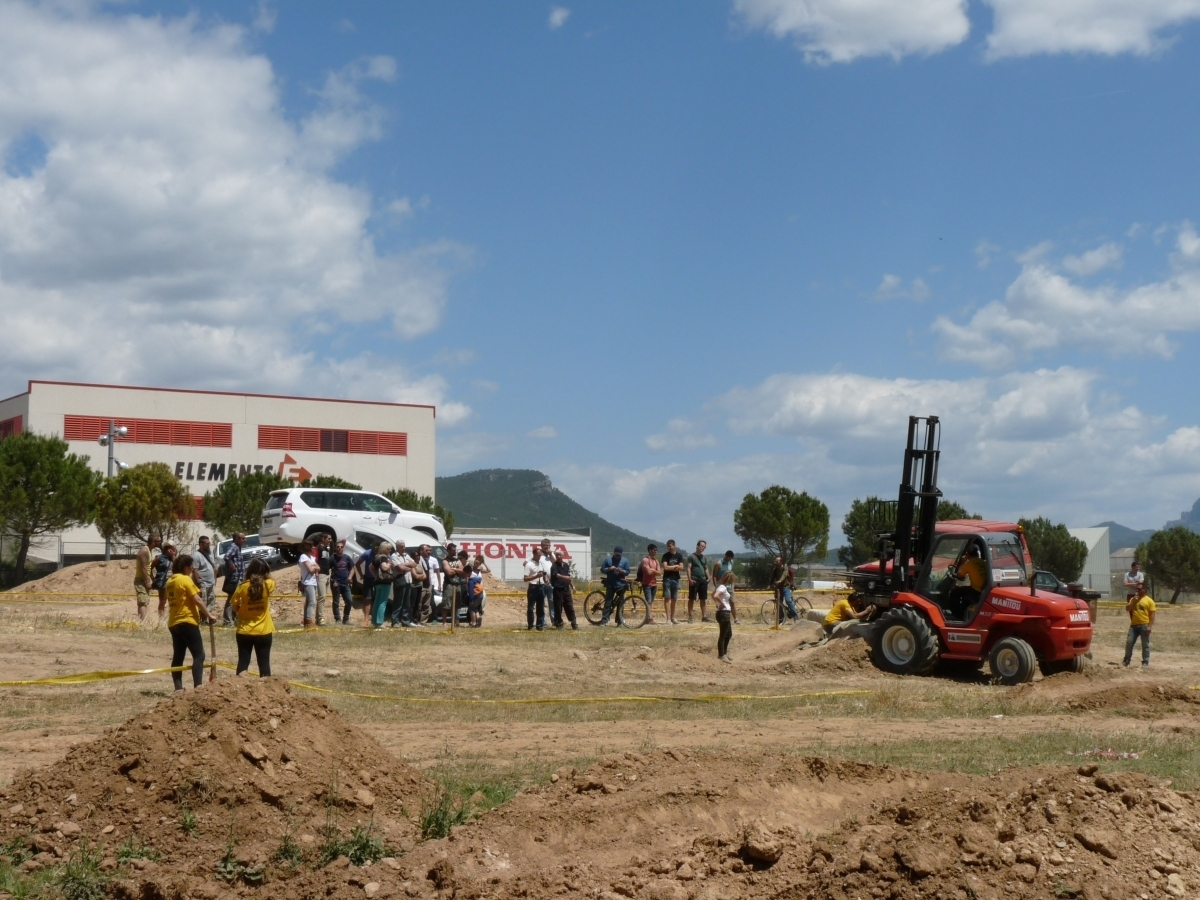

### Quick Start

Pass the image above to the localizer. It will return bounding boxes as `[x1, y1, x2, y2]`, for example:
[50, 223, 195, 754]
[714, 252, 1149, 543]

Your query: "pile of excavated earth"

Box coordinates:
[0, 678, 433, 899]
[2, 677, 1198, 899]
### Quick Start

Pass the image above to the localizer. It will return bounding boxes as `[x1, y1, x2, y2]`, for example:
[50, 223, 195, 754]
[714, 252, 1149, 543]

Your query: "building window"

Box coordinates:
[63, 415, 232, 447]
[0, 416, 21, 440]
[258, 426, 406, 456]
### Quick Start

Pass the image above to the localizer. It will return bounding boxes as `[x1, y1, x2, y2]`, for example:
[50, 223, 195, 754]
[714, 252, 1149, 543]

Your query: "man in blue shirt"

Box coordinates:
[599, 546, 631, 626]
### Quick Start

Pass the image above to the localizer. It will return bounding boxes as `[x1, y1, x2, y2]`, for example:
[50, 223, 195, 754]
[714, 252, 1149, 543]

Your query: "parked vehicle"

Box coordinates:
[216, 534, 283, 570]
[847, 416, 1093, 684]
[1033, 570, 1102, 601]
[259, 488, 447, 560]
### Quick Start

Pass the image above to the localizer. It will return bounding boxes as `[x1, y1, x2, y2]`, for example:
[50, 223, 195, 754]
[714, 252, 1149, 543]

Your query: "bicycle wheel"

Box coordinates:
[583, 590, 607, 625]
[793, 594, 813, 611]
[619, 595, 649, 629]
[760, 599, 779, 625]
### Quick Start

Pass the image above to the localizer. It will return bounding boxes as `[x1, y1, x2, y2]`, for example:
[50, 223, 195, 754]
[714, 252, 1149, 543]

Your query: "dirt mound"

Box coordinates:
[771, 635, 878, 676]
[397, 754, 1200, 900]
[1060, 682, 1200, 714]
[9, 559, 137, 597]
[0, 678, 435, 899]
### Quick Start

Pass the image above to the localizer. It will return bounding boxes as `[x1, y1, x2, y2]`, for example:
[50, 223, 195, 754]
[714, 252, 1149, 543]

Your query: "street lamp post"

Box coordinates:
[98, 421, 129, 561]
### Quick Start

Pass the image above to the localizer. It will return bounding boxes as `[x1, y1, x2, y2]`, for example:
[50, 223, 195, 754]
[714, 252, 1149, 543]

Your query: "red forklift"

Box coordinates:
[847, 417, 1093, 684]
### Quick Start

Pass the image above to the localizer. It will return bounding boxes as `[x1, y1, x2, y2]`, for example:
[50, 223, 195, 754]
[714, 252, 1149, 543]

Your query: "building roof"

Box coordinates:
[23, 380, 436, 413]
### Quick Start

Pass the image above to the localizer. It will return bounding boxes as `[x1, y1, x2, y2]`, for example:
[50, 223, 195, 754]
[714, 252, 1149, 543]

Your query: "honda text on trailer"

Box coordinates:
[845, 417, 1093, 685]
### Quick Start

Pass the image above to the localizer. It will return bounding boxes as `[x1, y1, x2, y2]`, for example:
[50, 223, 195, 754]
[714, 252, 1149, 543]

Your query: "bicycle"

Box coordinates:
[583, 582, 649, 629]
[759, 590, 813, 625]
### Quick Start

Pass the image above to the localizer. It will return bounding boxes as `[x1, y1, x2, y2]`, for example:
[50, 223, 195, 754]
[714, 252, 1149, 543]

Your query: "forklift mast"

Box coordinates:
[888, 416, 941, 592]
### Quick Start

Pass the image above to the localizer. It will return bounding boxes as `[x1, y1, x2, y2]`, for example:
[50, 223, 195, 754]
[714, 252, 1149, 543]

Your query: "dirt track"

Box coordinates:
[0, 590, 1198, 898]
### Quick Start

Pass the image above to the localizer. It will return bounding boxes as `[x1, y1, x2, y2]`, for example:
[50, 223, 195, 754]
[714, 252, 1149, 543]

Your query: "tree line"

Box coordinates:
[0, 433, 453, 582]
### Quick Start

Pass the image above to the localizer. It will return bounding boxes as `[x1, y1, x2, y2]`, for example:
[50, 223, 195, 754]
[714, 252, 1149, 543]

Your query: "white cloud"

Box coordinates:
[1062, 242, 1123, 276]
[975, 240, 1001, 269]
[555, 366, 1197, 549]
[252, 1, 277, 34]
[548, 6, 570, 30]
[733, 0, 970, 63]
[645, 418, 717, 451]
[0, 1, 468, 419]
[933, 228, 1200, 367]
[984, 0, 1200, 59]
[875, 274, 930, 302]
[528, 426, 558, 439]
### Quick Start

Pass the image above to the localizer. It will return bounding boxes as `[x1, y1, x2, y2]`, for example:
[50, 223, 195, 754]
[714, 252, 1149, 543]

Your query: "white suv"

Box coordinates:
[259, 488, 447, 558]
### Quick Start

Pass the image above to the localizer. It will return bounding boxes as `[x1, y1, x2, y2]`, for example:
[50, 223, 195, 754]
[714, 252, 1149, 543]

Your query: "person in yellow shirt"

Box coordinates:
[165, 554, 216, 692]
[1123, 583, 1156, 667]
[823, 594, 873, 639]
[231, 558, 276, 677]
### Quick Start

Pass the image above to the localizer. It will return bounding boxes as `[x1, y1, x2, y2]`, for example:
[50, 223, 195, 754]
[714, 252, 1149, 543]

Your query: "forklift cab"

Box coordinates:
[915, 532, 1028, 624]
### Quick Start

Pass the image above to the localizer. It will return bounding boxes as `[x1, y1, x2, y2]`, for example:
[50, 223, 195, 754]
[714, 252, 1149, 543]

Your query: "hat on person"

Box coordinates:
[613, 545, 623, 554]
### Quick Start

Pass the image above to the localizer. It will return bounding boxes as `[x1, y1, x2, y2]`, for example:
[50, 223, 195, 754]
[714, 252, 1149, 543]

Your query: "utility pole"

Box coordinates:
[98, 421, 128, 561]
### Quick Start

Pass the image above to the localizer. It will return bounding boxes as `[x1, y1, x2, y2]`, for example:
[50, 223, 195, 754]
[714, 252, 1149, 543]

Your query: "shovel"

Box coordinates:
[208, 620, 218, 682]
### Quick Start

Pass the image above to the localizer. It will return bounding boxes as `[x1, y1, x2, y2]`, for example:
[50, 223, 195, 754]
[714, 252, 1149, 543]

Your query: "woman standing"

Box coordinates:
[166, 553, 215, 691]
[298, 539, 320, 628]
[370, 542, 396, 630]
[231, 558, 275, 676]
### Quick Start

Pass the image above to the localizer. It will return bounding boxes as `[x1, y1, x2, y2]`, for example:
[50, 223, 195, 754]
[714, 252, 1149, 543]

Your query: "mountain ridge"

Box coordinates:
[435, 469, 658, 567]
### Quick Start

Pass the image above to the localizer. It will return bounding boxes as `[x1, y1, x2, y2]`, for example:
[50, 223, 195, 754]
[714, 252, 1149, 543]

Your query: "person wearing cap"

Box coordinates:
[599, 546, 631, 626]
[551, 548, 577, 629]
[153, 540, 177, 619]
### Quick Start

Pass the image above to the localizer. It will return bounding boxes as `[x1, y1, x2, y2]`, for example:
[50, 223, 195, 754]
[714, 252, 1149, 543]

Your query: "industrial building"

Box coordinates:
[0, 380, 436, 560]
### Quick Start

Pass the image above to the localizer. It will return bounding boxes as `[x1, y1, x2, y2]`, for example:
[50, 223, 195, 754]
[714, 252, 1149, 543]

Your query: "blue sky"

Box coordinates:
[1, 1, 1200, 549]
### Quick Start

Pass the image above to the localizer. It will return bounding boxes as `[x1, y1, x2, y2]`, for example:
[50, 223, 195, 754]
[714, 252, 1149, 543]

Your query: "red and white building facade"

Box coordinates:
[0, 381, 436, 555]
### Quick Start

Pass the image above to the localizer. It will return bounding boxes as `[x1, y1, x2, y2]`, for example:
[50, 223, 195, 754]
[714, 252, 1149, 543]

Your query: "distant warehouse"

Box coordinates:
[0, 380, 436, 559]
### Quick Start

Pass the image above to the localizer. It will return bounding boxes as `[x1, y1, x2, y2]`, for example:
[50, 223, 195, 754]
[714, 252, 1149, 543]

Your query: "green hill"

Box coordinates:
[435, 469, 657, 564]
[1095, 521, 1157, 550]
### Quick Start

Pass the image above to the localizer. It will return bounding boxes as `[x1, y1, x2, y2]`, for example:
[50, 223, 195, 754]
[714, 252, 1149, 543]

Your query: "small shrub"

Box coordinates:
[116, 835, 161, 863]
[56, 842, 109, 900]
[420, 788, 469, 840]
[180, 807, 197, 837]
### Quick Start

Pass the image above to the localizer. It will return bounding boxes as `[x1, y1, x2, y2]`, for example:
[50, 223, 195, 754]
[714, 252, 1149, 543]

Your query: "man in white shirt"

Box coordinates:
[523, 546, 551, 631]
[1123, 560, 1144, 601]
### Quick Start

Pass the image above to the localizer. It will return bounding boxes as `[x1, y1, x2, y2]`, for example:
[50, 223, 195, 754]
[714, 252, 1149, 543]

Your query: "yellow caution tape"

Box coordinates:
[0, 664, 200, 686]
[0, 661, 873, 705]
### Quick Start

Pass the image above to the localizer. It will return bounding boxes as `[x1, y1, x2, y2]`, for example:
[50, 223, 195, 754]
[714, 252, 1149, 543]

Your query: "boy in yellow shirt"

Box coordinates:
[1123, 584, 1155, 668]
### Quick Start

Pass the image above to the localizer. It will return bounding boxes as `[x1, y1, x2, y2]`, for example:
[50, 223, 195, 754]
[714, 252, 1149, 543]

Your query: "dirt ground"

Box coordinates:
[0, 588, 1198, 898]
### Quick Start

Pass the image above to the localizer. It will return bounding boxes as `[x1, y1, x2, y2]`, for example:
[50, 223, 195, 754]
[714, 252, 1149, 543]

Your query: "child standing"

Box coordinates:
[638, 544, 661, 624]
[231, 558, 276, 676]
[1124, 583, 1156, 667]
[466, 566, 483, 627]
[714, 571, 734, 664]
[165, 553, 216, 691]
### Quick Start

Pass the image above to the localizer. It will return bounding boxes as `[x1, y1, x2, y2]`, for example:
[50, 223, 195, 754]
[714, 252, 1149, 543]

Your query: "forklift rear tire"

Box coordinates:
[990, 637, 1037, 685]
[1039, 654, 1085, 677]
[870, 607, 939, 676]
